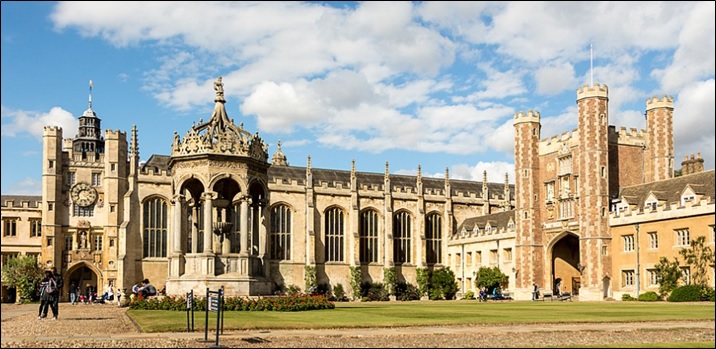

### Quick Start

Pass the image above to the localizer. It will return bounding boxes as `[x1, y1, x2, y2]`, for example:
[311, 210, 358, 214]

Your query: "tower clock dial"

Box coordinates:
[71, 182, 97, 207]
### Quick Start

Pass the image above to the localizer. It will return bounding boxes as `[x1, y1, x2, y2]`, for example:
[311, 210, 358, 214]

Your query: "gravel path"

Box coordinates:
[1, 303, 713, 348]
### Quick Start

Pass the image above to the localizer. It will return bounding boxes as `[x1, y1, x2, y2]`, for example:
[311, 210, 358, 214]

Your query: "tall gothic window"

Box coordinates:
[359, 209, 379, 264]
[270, 204, 291, 260]
[324, 207, 344, 262]
[393, 211, 411, 264]
[143, 197, 167, 258]
[425, 213, 442, 265]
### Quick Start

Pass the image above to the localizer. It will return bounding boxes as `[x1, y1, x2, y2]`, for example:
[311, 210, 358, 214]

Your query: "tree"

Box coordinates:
[653, 256, 681, 298]
[679, 236, 715, 288]
[1, 255, 44, 303]
[475, 266, 508, 293]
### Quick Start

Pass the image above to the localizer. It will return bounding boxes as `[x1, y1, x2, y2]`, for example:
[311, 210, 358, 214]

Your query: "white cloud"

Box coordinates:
[447, 161, 515, 184]
[535, 62, 576, 95]
[652, 2, 716, 92]
[673, 79, 715, 170]
[1, 106, 78, 140]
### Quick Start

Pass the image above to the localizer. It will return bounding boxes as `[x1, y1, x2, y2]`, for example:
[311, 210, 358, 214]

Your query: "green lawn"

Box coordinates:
[128, 300, 715, 333]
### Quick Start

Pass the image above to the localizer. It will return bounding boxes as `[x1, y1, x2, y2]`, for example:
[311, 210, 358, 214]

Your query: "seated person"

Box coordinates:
[137, 279, 157, 298]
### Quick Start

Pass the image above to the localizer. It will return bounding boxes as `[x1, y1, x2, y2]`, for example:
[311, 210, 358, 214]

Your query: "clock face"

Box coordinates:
[71, 182, 97, 207]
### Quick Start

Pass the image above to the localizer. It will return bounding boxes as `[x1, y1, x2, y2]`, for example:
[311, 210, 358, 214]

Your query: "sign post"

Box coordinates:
[186, 290, 194, 332]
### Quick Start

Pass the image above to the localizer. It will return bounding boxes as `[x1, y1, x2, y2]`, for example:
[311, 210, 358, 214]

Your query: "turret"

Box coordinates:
[576, 83, 610, 301]
[644, 95, 674, 182]
[513, 109, 542, 292]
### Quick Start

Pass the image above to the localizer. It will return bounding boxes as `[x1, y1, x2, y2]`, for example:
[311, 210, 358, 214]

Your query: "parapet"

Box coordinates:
[513, 110, 540, 125]
[645, 95, 674, 111]
[612, 126, 646, 146]
[42, 125, 63, 137]
[105, 129, 127, 140]
[576, 83, 608, 100]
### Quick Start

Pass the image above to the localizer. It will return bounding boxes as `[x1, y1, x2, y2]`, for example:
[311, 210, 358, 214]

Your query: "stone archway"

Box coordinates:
[65, 262, 101, 302]
[550, 232, 580, 295]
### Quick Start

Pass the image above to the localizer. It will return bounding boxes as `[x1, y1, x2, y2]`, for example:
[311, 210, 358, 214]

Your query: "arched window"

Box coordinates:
[143, 197, 167, 258]
[270, 204, 291, 260]
[393, 211, 411, 264]
[325, 207, 344, 262]
[425, 213, 442, 265]
[359, 209, 379, 263]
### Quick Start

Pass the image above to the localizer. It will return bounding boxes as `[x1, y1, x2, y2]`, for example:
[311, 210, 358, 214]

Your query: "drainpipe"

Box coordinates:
[635, 223, 641, 299]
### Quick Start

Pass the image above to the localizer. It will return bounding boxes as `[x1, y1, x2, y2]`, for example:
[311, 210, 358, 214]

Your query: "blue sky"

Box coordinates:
[2, 1, 714, 195]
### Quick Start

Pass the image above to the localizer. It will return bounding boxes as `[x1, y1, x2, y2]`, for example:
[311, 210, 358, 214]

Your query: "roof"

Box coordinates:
[1, 195, 43, 208]
[457, 210, 515, 232]
[618, 170, 715, 205]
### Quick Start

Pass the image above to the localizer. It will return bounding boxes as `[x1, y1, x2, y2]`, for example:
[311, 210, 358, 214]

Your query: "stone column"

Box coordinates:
[221, 207, 231, 255]
[203, 192, 214, 254]
[191, 206, 198, 254]
[172, 194, 184, 254]
[240, 196, 250, 255]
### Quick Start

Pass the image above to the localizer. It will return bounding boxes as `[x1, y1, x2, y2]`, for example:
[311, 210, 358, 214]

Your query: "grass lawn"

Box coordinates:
[128, 300, 715, 333]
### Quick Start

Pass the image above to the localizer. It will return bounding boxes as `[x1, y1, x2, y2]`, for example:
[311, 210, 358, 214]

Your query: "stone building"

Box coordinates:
[2, 78, 713, 302]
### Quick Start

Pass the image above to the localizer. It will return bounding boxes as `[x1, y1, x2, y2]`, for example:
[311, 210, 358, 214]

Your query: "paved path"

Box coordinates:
[2, 303, 714, 348]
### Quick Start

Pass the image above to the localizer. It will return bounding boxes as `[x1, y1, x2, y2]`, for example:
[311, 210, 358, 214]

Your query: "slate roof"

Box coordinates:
[1, 195, 43, 208]
[457, 210, 515, 232]
[618, 170, 714, 206]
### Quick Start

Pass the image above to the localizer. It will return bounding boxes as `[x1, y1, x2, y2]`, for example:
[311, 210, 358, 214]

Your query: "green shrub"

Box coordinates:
[332, 284, 348, 302]
[360, 281, 389, 301]
[128, 294, 335, 311]
[286, 284, 302, 295]
[637, 291, 659, 302]
[667, 285, 702, 302]
[621, 294, 636, 301]
[463, 291, 475, 300]
[395, 282, 420, 301]
[431, 268, 458, 300]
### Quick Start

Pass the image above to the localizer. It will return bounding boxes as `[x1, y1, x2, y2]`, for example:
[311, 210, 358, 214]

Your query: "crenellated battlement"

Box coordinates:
[645, 95, 674, 111]
[105, 129, 127, 140]
[513, 110, 540, 124]
[609, 126, 646, 147]
[43, 125, 63, 136]
[576, 83, 608, 100]
[139, 166, 171, 177]
[539, 129, 578, 155]
[610, 197, 714, 222]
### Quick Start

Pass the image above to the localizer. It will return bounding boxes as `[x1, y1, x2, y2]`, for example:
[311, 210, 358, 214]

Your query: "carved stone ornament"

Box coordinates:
[171, 77, 268, 163]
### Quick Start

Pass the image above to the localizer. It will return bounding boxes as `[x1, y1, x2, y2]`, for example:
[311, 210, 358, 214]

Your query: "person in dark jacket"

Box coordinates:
[51, 267, 63, 318]
[38, 270, 58, 320]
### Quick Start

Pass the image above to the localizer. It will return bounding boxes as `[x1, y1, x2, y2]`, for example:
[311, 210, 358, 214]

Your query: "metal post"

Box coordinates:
[635, 223, 641, 299]
[204, 287, 209, 342]
[214, 287, 222, 347]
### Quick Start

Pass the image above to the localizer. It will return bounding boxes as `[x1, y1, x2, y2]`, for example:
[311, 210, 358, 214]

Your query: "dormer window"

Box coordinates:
[681, 195, 695, 206]
[645, 201, 657, 211]
[507, 221, 514, 232]
[485, 226, 492, 234]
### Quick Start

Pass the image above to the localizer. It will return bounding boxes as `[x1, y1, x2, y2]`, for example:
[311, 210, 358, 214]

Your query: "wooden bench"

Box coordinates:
[542, 293, 553, 301]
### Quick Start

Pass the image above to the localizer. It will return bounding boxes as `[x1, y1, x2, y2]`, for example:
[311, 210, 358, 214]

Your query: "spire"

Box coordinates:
[504, 172, 509, 191]
[384, 161, 390, 182]
[307, 154, 312, 171]
[351, 159, 356, 178]
[130, 125, 139, 157]
[88, 79, 93, 110]
[444, 167, 450, 186]
[417, 165, 422, 182]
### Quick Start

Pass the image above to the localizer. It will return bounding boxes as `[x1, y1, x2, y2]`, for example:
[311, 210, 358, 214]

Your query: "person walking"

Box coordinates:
[69, 281, 78, 305]
[38, 270, 58, 320]
[50, 267, 63, 318]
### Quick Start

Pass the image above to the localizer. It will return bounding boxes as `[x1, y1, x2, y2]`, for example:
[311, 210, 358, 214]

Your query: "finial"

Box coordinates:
[131, 124, 139, 156]
[214, 76, 225, 102]
[277, 140, 282, 150]
[88, 79, 94, 109]
[417, 165, 422, 178]
[483, 170, 488, 183]
[351, 159, 356, 173]
[240, 122, 244, 129]
[307, 154, 312, 169]
[445, 167, 450, 185]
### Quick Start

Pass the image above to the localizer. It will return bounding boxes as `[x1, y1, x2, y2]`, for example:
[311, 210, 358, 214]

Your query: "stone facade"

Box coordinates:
[2, 79, 713, 302]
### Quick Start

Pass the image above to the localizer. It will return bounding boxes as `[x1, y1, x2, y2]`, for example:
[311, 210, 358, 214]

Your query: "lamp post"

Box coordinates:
[635, 223, 641, 299]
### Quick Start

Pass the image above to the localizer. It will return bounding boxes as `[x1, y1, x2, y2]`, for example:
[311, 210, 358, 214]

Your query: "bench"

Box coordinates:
[541, 293, 553, 301]
[558, 292, 572, 301]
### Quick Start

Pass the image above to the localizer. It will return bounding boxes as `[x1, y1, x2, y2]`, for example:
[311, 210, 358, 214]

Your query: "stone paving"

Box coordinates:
[1, 302, 714, 348]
